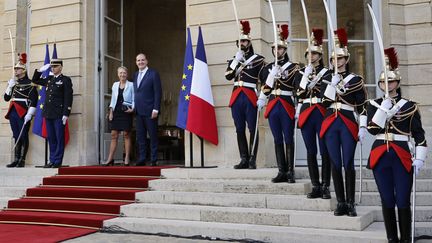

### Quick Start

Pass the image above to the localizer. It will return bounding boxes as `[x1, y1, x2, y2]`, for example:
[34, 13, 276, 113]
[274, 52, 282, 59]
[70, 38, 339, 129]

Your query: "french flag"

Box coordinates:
[186, 26, 219, 145]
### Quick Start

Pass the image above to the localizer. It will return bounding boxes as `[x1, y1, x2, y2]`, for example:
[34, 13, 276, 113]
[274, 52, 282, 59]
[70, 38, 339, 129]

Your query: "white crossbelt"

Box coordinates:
[330, 102, 354, 111]
[376, 133, 409, 142]
[303, 97, 322, 104]
[233, 81, 256, 89]
[11, 98, 28, 105]
[271, 90, 293, 96]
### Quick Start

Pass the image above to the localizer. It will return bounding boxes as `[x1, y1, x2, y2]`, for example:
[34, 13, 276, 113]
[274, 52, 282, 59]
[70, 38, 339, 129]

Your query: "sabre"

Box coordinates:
[268, 0, 279, 67]
[231, 0, 242, 54]
[322, 0, 337, 76]
[300, 0, 312, 66]
[367, 4, 389, 99]
[412, 166, 417, 243]
[358, 143, 363, 203]
[8, 29, 15, 79]
[250, 109, 260, 157]
[11, 122, 27, 152]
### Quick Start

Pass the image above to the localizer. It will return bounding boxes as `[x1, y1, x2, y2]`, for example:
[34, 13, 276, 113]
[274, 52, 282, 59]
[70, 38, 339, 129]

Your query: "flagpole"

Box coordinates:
[200, 136, 204, 167]
[189, 131, 193, 167]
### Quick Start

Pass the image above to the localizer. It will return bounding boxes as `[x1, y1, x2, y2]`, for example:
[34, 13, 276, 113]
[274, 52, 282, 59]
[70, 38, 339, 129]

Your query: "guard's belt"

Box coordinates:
[330, 102, 354, 111]
[234, 81, 256, 89]
[270, 90, 293, 96]
[11, 98, 28, 105]
[376, 133, 409, 142]
[303, 97, 322, 104]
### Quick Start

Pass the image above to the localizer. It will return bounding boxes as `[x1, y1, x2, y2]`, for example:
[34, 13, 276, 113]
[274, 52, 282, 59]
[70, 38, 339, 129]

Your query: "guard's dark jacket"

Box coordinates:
[32, 70, 73, 119]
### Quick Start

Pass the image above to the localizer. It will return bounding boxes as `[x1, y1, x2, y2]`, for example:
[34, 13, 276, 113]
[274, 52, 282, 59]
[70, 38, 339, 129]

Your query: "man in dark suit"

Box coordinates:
[133, 53, 162, 166]
[32, 59, 73, 168]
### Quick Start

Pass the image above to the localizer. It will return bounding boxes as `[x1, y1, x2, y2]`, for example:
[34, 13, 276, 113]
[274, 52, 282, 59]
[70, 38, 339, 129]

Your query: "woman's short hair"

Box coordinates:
[117, 66, 128, 73]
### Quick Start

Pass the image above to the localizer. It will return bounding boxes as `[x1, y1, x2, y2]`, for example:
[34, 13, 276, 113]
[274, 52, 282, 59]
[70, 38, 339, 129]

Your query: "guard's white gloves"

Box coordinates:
[358, 127, 368, 143]
[256, 92, 267, 111]
[331, 75, 340, 87]
[412, 159, 424, 176]
[39, 64, 50, 72]
[234, 51, 244, 62]
[62, 115, 68, 125]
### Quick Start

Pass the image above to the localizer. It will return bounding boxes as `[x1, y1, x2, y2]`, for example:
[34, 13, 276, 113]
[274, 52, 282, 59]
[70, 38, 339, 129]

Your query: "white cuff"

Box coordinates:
[372, 109, 387, 129]
[27, 107, 37, 116]
[265, 74, 275, 88]
[258, 91, 267, 100]
[324, 85, 336, 101]
[415, 146, 427, 161]
[299, 75, 309, 90]
[5, 87, 12, 96]
[152, 109, 159, 114]
[359, 115, 367, 128]
[229, 59, 239, 70]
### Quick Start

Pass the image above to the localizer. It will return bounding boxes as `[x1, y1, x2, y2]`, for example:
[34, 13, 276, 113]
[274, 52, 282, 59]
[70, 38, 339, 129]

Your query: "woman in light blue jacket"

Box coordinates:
[105, 66, 134, 166]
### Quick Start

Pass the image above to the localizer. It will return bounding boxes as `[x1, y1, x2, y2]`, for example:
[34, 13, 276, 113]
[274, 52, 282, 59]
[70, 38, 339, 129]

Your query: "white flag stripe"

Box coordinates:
[190, 58, 214, 106]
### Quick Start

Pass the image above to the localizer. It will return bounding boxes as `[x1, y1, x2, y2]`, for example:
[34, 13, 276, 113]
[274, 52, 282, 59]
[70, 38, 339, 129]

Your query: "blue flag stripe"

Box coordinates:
[195, 26, 207, 63]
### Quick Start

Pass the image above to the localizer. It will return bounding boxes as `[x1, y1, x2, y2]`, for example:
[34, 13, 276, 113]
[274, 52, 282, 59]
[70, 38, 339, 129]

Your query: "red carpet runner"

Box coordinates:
[0, 166, 171, 243]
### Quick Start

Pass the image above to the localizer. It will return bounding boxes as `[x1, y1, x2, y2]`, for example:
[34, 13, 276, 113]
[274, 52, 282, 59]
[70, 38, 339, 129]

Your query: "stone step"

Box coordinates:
[358, 192, 432, 207]
[104, 217, 387, 243]
[120, 203, 374, 231]
[0, 168, 58, 176]
[0, 176, 46, 187]
[0, 197, 14, 209]
[149, 179, 311, 195]
[365, 221, 432, 239]
[162, 168, 432, 180]
[0, 187, 27, 198]
[136, 191, 336, 211]
[360, 206, 432, 222]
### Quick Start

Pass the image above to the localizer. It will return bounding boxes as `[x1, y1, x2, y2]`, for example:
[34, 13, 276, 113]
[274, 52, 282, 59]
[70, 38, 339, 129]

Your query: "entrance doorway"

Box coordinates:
[97, 0, 186, 164]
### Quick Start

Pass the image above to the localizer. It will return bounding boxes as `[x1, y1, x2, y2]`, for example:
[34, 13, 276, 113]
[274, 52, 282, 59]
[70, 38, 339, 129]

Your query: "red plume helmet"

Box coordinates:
[14, 52, 27, 70]
[332, 28, 350, 60]
[280, 24, 289, 41]
[380, 47, 401, 81]
[239, 20, 251, 40]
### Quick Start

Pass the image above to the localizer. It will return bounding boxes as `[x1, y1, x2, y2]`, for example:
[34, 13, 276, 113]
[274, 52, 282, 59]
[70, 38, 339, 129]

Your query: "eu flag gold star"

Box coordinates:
[181, 85, 186, 91]
[38, 95, 41, 100]
[40, 104, 44, 109]
[182, 74, 187, 79]
[187, 64, 193, 70]
[185, 94, 190, 101]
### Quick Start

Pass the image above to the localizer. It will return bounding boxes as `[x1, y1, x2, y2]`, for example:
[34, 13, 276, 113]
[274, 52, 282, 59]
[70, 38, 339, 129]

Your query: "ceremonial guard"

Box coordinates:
[366, 48, 427, 243]
[320, 29, 367, 216]
[225, 20, 265, 169]
[295, 29, 331, 197]
[4, 53, 38, 167]
[32, 59, 73, 168]
[257, 24, 299, 183]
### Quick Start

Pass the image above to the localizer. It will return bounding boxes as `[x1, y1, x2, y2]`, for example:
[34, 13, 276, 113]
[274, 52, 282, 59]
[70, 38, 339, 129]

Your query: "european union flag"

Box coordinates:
[176, 27, 194, 130]
[32, 44, 51, 138]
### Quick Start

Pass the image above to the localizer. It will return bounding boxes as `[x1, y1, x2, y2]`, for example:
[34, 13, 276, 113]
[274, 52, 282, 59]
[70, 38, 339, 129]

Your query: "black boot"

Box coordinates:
[234, 133, 249, 169]
[398, 208, 411, 243]
[382, 207, 399, 243]
[286, 143, 295, 183]
[345, 169, 357, 217]
[16, 137, 29, 168]
[272, 144, 288, 183]
[248, 130, 258, 169]
[306, 154, 321, 198]
[7, 140, 21, 168]
[332, 165, 347, 216]
[321, 153, 331, 199]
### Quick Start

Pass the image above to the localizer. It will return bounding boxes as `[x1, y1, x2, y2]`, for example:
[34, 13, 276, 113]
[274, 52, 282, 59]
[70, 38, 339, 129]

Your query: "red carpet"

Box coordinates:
[0, 165, 173, 242]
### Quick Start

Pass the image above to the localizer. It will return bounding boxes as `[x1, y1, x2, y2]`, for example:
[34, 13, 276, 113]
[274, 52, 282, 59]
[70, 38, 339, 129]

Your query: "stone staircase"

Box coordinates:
[104, 167, 432, 242]
[0, 168, 58, 208]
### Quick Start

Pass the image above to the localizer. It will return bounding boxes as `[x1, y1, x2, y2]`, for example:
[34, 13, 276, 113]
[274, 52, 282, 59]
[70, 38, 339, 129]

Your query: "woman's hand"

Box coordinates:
[108, 110, 113, 121]
[124, 108, 134, 113]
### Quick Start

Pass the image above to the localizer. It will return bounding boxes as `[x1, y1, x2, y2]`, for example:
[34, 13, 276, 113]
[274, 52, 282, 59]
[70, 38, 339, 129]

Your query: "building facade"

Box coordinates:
[0, 0, 430, 167]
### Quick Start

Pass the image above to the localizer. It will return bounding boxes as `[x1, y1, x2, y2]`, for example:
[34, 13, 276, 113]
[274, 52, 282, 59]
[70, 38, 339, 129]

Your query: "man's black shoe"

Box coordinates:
[43, 163, 54, 168]
[52, 163, 62, 168]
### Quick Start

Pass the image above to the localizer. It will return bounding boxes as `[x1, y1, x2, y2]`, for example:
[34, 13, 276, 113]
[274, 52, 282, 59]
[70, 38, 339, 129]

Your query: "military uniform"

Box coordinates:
[320, 29, 367, 217]
[4, 69, 38, 167]
[366, 47, 428, 243]
[226, 20, 265, 169]
[295, 28, 332, 198]
[32, 59, 73, 167]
